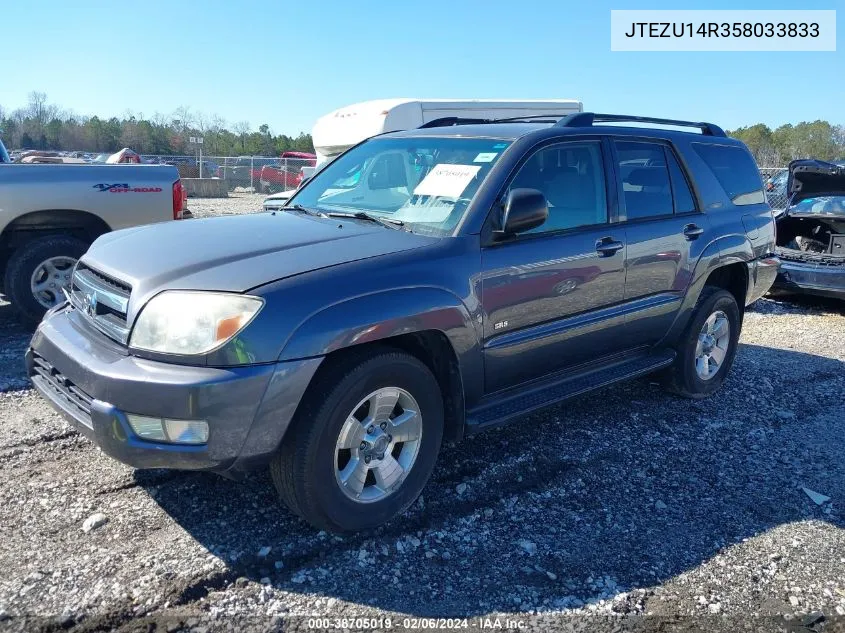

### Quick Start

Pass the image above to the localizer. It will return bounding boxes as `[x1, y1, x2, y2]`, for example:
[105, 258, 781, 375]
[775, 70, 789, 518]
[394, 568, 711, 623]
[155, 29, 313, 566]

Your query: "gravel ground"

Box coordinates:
[0, 198, 843, 632]
[187, 192, 267, 218]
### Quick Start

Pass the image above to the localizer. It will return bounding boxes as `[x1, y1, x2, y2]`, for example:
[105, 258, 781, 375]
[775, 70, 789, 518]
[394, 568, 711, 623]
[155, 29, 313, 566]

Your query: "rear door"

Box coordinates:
[610, 139, 710, 345]
[479, 138, 627, 393]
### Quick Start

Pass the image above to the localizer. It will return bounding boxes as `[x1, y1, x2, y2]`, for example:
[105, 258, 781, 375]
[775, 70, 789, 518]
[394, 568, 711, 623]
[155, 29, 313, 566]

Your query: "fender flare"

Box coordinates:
[278, 286, 484, 403]
[660, 233, 752, 346]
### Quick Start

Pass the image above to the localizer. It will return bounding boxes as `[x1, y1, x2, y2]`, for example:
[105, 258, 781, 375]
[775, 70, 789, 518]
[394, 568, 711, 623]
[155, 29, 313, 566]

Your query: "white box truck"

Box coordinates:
[264, 98, 583, 210]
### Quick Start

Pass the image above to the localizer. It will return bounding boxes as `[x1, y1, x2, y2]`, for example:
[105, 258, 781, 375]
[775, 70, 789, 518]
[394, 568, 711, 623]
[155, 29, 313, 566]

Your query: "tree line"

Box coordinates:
[0, 92, 314, 157]
[4, 92, 844, 165]
[726, 120, 845, 166]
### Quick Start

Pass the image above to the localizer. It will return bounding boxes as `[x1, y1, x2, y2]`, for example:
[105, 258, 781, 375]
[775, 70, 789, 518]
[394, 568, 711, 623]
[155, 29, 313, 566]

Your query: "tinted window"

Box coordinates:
[509, 142, 607, 234]
[666, 149, 696, 213]
[615, 142, 673, 220]
[693, 143, 765, 205]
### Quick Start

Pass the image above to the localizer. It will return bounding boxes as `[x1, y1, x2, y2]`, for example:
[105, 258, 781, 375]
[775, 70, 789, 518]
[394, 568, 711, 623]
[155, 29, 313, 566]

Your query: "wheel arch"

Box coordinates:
[659, 234, 752, 347]
[0, 209, 110, 262]
[278, 287, 483, 441]
[315, 330, 467, 443]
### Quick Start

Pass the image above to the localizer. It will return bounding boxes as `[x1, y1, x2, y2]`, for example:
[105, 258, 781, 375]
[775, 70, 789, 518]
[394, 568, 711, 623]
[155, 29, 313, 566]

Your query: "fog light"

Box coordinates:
[164, 419, 209, 445]
[126, 414, 209, 445]
[126, 414, 167, 442]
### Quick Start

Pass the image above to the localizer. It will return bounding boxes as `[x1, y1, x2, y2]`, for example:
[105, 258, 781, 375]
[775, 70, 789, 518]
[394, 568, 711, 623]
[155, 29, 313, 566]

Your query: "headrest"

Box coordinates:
[626, 167, 666, 188]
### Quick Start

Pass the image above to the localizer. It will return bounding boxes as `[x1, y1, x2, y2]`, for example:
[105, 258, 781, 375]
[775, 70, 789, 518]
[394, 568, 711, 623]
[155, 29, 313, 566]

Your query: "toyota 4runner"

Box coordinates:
[27, 113, 779, 532]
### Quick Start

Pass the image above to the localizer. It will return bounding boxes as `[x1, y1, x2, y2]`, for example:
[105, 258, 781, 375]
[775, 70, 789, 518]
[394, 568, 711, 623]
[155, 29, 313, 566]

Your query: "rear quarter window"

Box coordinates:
[692, 143, 765, 206]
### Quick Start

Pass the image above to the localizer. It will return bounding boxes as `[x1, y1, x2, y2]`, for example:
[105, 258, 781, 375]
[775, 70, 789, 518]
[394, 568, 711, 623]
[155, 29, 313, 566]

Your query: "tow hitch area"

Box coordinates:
[772, 159, 845, 299]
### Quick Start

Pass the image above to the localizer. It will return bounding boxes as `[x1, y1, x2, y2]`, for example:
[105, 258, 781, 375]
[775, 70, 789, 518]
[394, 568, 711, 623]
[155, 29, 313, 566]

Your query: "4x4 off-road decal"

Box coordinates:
[93, 183, 163, 193]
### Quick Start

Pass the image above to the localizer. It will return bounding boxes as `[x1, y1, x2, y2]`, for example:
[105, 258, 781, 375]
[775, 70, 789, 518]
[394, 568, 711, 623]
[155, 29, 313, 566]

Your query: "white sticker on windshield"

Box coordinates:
[413, 164, 481, 198]
[473, 152, 498, 163]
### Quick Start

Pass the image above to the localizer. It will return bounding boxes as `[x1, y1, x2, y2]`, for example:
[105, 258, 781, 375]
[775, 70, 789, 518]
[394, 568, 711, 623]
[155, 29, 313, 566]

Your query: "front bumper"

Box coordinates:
[770, 253, 845, 300]
[27, 307, 322, 474]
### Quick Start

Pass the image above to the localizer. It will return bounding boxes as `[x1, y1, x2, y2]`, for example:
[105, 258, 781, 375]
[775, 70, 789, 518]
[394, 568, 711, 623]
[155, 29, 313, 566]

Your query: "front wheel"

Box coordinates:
[662, 287, 741, 399]
[270, 349, 444, 532]
[3, 235, 88, 324]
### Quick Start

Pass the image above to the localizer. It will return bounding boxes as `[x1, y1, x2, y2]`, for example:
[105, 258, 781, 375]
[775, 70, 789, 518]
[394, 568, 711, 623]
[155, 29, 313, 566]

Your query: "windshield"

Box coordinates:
[290, 136, 511, 236]
[789, 195, 845, 217]
[0, 138, 10, 163]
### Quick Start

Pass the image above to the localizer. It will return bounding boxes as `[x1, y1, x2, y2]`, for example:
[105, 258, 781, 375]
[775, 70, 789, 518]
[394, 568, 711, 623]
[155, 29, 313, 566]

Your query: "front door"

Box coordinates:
[480, 140, 626, 393]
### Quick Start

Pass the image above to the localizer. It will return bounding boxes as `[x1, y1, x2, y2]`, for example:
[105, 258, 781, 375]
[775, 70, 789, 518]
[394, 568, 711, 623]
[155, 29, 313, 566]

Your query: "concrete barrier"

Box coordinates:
[182, 178, 228, 198]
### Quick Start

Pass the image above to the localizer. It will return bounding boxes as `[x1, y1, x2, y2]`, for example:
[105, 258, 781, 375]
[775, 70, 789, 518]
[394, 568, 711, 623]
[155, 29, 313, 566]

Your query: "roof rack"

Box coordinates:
[556, 113, 726, 137]
[418, 117, 492, 128]
[419, 114, 579, 129]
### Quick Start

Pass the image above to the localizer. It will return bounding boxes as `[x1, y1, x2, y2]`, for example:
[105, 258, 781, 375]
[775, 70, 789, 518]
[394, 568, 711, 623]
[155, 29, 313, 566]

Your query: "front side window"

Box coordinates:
[615, 141, 673, 220]
[508, 141, 608, 234]
[291, 137, 511, 236]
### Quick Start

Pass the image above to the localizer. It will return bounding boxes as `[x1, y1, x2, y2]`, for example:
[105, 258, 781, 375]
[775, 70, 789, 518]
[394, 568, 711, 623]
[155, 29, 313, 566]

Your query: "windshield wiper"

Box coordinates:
[325, 211, 406, 230]
[280, 204, 328, 218]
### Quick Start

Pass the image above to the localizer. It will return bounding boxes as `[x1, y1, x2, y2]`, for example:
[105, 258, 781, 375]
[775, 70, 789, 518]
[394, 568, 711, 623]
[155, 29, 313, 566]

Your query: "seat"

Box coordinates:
[624, 167, 673, 218]
[545, 166, 601, 229]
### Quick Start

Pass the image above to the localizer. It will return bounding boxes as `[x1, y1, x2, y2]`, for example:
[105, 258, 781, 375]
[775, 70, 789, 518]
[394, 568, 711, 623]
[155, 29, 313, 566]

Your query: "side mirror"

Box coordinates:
[498, 188, 548, 236]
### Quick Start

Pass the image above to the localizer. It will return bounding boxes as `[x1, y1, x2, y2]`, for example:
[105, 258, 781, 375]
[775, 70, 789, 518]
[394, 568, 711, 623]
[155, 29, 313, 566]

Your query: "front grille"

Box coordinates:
[69, 264, 132, 344]
[31, 353, 93, 428]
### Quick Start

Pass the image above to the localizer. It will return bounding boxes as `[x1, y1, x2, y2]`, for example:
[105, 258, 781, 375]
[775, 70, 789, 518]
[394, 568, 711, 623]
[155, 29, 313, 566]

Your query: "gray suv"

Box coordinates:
[27, 113, 779, 532]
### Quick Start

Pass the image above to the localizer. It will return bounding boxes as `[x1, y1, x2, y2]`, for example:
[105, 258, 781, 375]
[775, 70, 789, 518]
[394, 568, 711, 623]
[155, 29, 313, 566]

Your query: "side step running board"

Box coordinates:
[465, 350, 676, 432]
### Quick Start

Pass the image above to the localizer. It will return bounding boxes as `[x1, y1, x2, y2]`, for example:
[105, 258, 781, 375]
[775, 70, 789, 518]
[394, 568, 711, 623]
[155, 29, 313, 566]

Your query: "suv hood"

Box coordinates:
[82, 211, 435, 319]
[787, 159, 845, 215]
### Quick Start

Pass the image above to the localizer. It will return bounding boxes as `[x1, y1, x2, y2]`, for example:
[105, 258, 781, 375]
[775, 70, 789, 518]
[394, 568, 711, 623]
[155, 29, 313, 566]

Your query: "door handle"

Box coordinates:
[595, 237, 624, 256]
[683, 223, 704, 240]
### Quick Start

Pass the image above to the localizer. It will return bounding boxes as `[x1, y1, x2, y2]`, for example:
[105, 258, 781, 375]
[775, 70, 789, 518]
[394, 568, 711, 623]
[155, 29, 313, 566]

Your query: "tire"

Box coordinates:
[270, 348, 444, 532]
[662, 287, 741, 399]
[3, 235, 88, 325]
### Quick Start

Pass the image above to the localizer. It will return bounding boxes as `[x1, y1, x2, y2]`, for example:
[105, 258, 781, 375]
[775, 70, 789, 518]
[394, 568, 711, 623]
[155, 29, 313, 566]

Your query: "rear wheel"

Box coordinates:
[3, 235, 88, 324]
[663, 287, 741, 398]
[270, 349, 443, 532]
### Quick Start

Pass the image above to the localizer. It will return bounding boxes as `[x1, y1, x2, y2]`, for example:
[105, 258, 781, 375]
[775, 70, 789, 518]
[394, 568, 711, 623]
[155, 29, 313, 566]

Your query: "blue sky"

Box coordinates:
[1, 0, 841, 135]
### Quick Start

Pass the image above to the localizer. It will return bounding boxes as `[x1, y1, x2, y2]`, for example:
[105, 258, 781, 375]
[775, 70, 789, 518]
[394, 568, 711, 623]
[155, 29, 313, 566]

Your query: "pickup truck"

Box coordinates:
[256, 153, 317, 193]
[27, 113, 778, 532]
[0, 140, 186, 322]
[256, 163, 303, 193]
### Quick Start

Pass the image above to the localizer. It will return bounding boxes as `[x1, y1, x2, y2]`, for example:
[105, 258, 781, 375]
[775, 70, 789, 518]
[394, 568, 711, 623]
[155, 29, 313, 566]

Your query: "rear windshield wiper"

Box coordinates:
[325, 211, 405, 230]
[280, 204, 328, 218]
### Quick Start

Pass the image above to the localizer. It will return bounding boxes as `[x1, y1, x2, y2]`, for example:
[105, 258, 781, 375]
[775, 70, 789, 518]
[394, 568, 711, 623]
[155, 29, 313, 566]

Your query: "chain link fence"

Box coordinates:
[759, 167, 789, 210]
[92, 151, 795, 206]
[140, 155, 315, 193]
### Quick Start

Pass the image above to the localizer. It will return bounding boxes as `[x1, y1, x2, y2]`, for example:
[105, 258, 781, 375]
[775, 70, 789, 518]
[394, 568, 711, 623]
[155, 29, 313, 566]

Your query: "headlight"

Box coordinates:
[130, 291, 263, 355]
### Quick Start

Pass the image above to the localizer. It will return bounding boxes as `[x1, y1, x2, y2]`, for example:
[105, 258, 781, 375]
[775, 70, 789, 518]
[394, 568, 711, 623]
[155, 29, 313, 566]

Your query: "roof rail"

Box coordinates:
[557, 112, 727, 137]
[418, 117, 492, 128]
[419, 114, 581, 129]
[491, 114, 578, 124]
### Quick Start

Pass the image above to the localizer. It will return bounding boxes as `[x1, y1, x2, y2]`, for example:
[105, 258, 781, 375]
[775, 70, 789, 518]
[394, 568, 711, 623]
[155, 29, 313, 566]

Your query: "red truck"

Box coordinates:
[256, 151, 316, 193]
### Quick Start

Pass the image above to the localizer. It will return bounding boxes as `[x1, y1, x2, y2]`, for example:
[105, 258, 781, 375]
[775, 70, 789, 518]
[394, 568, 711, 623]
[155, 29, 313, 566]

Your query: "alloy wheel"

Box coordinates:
[334, 387, 423, 503]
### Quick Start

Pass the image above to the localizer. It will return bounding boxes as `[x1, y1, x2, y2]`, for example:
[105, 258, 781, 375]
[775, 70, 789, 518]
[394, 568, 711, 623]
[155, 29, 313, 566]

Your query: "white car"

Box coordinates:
[262, 165, 321, 211]
[262, 188, 298, 211]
